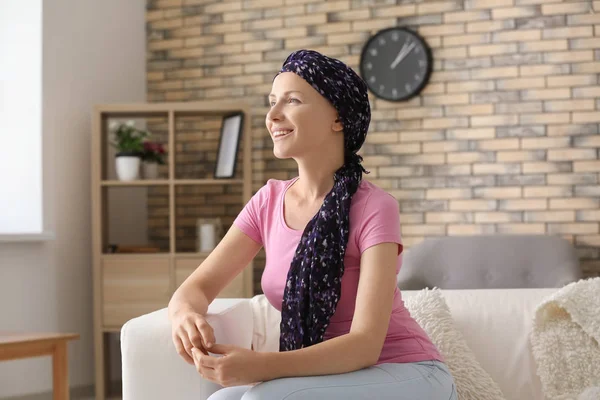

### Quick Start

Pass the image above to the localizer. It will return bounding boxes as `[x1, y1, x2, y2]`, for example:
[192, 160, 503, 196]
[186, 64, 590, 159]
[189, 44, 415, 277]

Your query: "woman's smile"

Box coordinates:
[272, 129, 294, 141]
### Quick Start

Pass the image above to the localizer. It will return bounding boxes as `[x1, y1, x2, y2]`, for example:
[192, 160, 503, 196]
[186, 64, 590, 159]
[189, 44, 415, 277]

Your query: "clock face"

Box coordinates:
[360, 27, 433, 102]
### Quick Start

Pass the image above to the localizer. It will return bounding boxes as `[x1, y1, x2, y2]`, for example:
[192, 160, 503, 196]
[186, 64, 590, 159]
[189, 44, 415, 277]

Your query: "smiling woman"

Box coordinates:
[169, 49, 457, 400]
[0, 0, 49, 240]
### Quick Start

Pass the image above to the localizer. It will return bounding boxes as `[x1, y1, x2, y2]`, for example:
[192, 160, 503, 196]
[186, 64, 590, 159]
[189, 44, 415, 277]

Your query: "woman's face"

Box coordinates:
[266, 72, 342, 160]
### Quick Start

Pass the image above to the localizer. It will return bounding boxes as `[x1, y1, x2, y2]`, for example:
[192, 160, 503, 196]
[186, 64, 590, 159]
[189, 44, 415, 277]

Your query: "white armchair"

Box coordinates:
[120, 299, 256, 400]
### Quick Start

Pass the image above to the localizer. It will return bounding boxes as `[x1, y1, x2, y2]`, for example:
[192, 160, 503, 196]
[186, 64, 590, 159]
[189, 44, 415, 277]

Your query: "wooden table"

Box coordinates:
[0, 332, 80, 400]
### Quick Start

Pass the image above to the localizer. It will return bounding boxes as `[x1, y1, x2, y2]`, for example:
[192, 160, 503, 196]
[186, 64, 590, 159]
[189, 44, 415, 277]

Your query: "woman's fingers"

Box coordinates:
[171, 312, 214, 365]
[199, 352, 219, 368]
[195, 318, 216, 348]
[192, 348, 217, 382]
[172, 334, 194, 365]
[179, 329, 198, 360]
[184, 321, 208, 355]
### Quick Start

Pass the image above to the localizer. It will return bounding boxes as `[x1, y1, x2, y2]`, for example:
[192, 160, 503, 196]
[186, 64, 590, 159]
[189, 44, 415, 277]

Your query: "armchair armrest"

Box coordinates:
[121, 298, 254, 400]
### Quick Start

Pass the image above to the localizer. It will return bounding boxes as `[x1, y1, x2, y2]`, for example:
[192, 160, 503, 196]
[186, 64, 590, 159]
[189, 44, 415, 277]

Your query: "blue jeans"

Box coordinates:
[207, 360, 457, 400]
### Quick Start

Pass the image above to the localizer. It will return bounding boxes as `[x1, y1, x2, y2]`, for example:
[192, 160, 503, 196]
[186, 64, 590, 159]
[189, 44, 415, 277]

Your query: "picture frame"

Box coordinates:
[214, 111, 244, 179]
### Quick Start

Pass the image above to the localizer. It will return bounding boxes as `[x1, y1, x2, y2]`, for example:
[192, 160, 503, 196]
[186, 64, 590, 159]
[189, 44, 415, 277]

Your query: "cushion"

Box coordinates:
[424, 288, 553, 400]
[403, 288, 506, 400]
[397, 234, 581, 290]
[250, 294, 281, 352]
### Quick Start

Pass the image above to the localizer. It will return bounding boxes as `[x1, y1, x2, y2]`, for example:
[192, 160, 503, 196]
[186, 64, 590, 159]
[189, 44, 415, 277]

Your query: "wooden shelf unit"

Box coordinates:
[91, 101, 253, 400]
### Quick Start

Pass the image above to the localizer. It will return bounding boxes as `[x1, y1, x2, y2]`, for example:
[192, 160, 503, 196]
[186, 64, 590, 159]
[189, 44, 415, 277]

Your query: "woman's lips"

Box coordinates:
[272, 129, 294, 141]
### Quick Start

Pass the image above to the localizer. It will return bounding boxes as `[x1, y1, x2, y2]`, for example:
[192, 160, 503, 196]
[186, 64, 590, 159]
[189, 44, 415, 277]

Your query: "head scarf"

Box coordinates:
[273, 49, 371, 351]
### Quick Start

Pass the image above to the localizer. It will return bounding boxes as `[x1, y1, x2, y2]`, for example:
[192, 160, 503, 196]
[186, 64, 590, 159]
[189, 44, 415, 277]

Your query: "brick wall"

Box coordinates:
[146, 0, 600, 291]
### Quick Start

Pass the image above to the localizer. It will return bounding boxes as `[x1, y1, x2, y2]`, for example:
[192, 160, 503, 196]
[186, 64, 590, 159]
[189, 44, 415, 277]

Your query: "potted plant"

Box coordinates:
[141, 140, 166, 179]
[109, 120, 149, 181]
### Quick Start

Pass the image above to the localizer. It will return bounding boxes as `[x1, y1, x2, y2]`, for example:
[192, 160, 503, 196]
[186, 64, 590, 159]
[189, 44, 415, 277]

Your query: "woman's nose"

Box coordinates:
[266, 102, 283, 122]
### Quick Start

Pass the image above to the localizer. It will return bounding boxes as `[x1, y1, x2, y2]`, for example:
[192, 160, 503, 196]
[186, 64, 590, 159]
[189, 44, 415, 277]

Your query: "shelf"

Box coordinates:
[101, 179, 243, 186]
[95, 101, 248, 114]
[175, 252, 211, 258]
[101, 252, 211, 258]
[92, 101, 254, 400]
[102, 253, 171, 259]
[101, 180, 169, 186]
[175, 179, 243, 185]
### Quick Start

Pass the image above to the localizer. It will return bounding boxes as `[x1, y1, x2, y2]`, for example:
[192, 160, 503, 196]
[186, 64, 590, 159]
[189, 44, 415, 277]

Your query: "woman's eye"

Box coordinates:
[269, 98, 299, 107]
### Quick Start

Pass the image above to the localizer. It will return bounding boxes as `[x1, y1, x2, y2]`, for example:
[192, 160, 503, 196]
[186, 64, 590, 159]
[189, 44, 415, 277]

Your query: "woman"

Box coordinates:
[168, 50, 457, 400]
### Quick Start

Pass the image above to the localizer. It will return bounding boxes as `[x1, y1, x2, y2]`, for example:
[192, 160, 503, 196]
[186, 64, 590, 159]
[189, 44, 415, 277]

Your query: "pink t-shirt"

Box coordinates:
[233, 177, 443, 365]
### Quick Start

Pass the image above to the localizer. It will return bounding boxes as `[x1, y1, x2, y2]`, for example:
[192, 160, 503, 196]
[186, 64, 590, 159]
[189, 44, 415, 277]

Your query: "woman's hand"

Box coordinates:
[170, 310, 216, 365]
[192, 344, 268, 387]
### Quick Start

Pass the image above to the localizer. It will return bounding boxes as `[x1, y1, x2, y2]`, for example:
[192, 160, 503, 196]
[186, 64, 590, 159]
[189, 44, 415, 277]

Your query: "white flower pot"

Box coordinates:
[115, 156, 141, 181]
[143, 162, 159, 179]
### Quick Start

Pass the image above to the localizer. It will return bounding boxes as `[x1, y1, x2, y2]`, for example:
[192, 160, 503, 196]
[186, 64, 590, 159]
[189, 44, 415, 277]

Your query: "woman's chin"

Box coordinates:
[273, 146, 294, 160]
[273, 151, 292, 160]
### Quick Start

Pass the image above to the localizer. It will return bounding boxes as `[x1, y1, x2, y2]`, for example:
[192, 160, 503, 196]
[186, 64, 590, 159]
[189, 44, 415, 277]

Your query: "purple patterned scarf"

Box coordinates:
[274, 50, 371, 351]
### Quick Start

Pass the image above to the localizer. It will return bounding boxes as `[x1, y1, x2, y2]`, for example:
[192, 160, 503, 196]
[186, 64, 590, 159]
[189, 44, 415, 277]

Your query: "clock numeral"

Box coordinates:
[392, 88, 398, 98]
[379, 84, 385, 92]
[405, 83, 412, 92]
[369, 76, 376, 83]
[391, 32, 399, 41]
[370, 48, 378, 57]
[378, 37, 386, 46]
[365, 62, 373, 70]
[415, 74, 420, 81]
[415, 47, 421, 54]
[419, 59, 426, 67]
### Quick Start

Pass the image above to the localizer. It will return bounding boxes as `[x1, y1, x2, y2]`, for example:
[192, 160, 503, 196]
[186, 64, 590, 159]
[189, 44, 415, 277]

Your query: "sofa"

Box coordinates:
[121, 235, 582, 399]
[121, 288, 555, 400]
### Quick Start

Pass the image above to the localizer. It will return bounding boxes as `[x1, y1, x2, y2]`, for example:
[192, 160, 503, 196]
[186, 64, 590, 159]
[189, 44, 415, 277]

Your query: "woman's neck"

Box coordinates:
[293, 155, 343, 202]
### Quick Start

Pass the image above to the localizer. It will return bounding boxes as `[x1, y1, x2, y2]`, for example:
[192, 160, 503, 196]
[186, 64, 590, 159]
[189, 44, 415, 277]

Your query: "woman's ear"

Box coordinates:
[332, 117, 343, 132]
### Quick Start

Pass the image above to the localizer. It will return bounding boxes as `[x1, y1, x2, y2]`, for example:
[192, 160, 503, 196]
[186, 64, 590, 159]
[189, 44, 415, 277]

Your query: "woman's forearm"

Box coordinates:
[168, 280, 210, 320]
[261, 332, 378, 380]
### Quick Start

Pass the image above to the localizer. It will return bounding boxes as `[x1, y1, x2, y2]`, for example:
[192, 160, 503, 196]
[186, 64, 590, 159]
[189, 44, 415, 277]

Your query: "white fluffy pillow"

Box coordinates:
[403, 288, 506, 400]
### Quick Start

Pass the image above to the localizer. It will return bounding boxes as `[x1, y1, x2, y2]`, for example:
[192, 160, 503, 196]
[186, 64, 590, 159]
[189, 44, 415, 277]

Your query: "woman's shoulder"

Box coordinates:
[250, 178, 295, 205]
[261, 177, 295, 194]
[355, 179, 398, 208]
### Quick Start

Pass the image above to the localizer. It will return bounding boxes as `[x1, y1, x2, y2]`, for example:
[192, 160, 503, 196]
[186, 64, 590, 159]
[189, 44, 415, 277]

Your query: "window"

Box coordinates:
[0, 0, 45, 238]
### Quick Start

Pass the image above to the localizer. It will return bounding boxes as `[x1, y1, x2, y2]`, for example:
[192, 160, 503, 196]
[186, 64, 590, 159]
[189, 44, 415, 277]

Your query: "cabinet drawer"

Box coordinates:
[175, 257, 246, 298]
[102, 257, 170, 327]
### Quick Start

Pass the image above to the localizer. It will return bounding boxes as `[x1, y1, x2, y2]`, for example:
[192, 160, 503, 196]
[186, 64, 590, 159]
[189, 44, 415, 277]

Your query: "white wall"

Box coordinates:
[0, 0, 147, 397]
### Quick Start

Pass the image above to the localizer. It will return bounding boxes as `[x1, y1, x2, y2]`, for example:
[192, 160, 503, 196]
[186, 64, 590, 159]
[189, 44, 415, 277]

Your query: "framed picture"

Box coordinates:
[214, 111, 244, 179]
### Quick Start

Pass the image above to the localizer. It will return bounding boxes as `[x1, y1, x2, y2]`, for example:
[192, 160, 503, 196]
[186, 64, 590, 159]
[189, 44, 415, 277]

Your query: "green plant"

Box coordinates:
[109, 120, 149, 155]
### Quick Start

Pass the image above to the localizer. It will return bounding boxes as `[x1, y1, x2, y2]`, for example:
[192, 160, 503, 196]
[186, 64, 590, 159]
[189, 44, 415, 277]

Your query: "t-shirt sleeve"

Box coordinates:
[356, 191, 403, 256]
[232, 182, 270, 246]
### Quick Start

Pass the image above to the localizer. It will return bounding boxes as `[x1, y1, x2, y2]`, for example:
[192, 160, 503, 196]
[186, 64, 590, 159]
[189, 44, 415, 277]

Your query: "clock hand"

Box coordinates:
[391, 42, 416, 69]
[390, 43, 408, 70]
[390, 41, 416, 70]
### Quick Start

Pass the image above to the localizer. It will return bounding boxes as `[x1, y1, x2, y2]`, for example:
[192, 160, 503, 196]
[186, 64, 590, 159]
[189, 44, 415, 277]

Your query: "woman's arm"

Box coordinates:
[261, 242, 399, 379]
[168, 225, 262, 319]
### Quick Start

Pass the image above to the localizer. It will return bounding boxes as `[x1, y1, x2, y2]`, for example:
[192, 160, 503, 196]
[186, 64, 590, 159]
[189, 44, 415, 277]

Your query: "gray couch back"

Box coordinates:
[397, 235, 581, 290]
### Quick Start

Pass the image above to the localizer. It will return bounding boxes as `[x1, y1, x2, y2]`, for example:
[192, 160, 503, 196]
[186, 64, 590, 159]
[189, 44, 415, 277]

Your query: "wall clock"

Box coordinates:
[359, 27, 433, 102]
